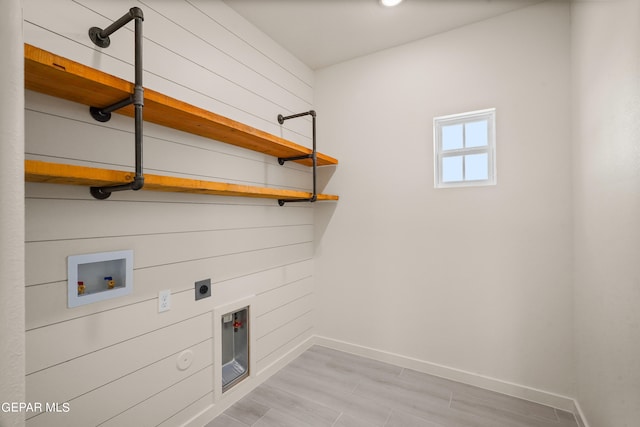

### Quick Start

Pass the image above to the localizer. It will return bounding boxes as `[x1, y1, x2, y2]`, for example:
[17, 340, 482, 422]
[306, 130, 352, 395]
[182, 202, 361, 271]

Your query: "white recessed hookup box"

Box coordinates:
[67, 250, 134, 308]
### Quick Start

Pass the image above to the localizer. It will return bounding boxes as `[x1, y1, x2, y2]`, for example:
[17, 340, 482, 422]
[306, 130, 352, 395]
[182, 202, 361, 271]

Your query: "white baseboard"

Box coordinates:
[314, 335, 577, 413]
[186, 334, 589, 427]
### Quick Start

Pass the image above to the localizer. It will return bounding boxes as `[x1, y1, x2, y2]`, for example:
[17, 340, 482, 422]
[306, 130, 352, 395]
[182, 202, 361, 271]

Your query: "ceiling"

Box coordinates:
[222, 0, 542, 70]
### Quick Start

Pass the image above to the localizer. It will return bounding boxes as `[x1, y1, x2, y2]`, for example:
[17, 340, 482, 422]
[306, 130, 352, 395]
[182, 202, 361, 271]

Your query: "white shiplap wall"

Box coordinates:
[24, 0, 316, 425]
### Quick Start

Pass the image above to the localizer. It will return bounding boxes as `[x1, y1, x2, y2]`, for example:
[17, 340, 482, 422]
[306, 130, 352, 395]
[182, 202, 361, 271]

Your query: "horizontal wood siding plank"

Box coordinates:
[187, 0, 314, 88]
[130, 2, 311, 114]
[140, 0, 313, 103]
[26, 196, 312, 242]
[99, 365, 214, 427]
[156, 393, 214, 427]
[255, 328, 315, 376]
[26, 224, 313, 285]
[26, 340, 212, 427]
[212, 260, 313, 305]
[255, 293, 314, 339]
[255, 311, 314, 364]
[26, 313, 212, 407]
[254, 276, 314, 316]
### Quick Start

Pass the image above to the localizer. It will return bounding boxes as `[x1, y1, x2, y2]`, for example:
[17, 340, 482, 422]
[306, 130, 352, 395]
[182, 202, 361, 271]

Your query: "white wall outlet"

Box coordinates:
[159, 290, 171, 312]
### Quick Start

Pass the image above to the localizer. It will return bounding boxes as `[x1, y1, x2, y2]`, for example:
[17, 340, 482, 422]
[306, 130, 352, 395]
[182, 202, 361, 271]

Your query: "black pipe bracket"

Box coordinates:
[88, 7, 145, 199]
[276, 110, 317, 206]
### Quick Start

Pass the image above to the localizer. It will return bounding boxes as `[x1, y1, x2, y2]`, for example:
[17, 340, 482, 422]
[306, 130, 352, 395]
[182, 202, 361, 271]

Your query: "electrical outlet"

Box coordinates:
[195, 279, 211, 301]
[158, 290, 171, 312]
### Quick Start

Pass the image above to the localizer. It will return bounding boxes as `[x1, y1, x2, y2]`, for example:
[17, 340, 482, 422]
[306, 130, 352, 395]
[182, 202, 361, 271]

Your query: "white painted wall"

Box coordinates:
[315, 1, 574, 401]
[23, 0, 316, 425]
[572, 1, 640, 425]
[0, 1, 25, 427]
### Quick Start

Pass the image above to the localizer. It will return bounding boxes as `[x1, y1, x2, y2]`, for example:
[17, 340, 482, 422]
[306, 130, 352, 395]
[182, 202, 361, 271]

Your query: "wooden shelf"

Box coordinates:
[24, 44, 338, 167]
[25, 160, 339, 202]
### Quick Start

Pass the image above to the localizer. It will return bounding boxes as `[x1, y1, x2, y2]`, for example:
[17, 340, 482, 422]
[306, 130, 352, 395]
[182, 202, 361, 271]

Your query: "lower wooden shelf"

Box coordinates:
[25, 160, 339, 202]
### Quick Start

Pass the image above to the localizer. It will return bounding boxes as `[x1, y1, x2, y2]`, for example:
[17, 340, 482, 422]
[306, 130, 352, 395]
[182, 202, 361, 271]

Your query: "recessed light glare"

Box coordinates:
[380, 0, 403, 7]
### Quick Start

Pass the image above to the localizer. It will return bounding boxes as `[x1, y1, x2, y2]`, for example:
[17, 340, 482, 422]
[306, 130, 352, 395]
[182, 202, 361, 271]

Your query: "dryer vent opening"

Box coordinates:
[221, 307, 249, 392]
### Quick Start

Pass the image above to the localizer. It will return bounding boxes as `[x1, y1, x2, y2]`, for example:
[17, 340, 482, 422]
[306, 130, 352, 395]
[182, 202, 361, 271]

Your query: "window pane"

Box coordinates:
[442, 124, 463, 150]
[465, 120, 488, 148]
[442, 156, 463, 182]
[465, 153, 489, 181]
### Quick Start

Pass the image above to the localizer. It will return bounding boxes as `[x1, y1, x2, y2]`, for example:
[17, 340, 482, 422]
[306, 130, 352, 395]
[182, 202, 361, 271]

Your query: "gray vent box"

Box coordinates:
[221, 307, 249, 392]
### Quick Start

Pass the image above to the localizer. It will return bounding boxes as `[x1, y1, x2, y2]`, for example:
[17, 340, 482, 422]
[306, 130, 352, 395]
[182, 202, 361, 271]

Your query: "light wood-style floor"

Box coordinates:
[206, 346, 580, 427]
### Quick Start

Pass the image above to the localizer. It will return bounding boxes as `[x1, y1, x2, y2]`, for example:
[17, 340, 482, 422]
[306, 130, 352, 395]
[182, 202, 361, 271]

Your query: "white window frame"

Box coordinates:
[433, 108, 496, 188]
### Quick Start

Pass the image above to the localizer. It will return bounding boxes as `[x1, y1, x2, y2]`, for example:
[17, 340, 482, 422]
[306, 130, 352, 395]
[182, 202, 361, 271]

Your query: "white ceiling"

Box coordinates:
[223, 0, 542, 70]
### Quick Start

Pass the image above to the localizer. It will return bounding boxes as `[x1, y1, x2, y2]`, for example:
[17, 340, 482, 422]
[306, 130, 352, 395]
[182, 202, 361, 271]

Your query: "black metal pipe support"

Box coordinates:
[276, 110, 317, 206]
[88, 8, 145, 200]
[89, 7, 144, 48]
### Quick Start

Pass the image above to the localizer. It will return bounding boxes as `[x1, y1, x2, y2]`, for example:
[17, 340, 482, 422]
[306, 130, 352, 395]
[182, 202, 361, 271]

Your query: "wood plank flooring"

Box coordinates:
[206, 346, 580, 427]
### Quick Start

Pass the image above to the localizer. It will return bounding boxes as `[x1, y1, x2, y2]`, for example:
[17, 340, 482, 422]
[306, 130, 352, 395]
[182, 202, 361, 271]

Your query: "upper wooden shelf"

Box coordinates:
[24, 44, 338, 167]
[25, 160, 339, 202]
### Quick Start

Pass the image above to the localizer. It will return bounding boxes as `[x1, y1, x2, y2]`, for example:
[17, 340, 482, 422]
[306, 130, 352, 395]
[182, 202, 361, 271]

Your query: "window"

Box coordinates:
[434, 108, 496, 188]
